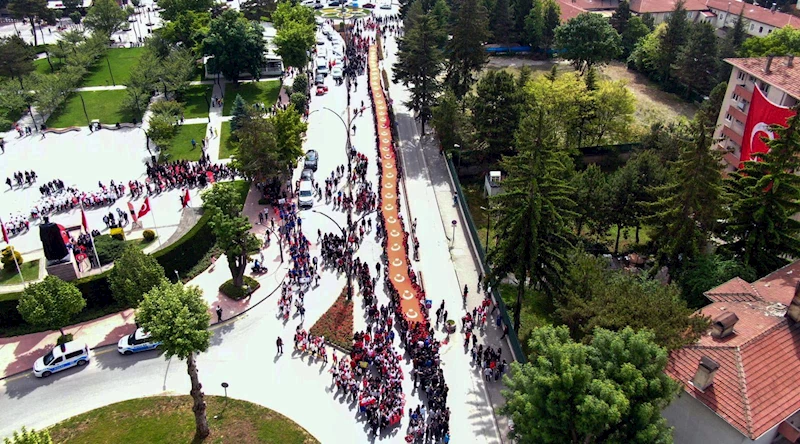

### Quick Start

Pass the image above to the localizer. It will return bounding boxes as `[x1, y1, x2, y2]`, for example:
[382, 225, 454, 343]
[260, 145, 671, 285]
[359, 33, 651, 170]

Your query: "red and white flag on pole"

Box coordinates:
[127, 201, 139, 223]
[81, 209, 89, 231]
[0, 219, 8, 244]
[183, 189, 191, 205]
[138, 197, 151, 218]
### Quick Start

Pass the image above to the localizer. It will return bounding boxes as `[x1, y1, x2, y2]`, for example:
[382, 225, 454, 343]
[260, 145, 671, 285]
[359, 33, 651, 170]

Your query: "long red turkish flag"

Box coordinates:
[739, 86, 796, 166]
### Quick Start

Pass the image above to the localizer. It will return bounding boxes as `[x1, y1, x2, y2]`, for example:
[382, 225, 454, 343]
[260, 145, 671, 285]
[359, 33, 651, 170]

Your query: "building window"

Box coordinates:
[737, 71, 746, 81]
[768, 29, 772, 33]
[761, 84, 770, 94]
[732, 93, 741, 101]
[749, 75, 755, 82]
[759, 26, 763, 33]
[750, 23, 755, 31]
[725, 113, 732, 122]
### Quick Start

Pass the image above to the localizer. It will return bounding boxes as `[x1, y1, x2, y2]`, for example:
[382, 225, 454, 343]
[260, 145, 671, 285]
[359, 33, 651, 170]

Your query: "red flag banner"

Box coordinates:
[0, 219, 8, 244]
[138, 197, 151, 218]
[81, 209, 89, 232]
[127, 201, 139, 223]
[183, 189, 191, 204]
[740, 86, 796, 165]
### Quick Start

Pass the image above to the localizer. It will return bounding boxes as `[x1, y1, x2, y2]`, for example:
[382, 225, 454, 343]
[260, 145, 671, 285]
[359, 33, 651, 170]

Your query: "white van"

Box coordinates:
[316, 57, 329, 76]
[33, 341, 90, 378]
[298, 178, 314, 209]
[380, 0, 391, 9]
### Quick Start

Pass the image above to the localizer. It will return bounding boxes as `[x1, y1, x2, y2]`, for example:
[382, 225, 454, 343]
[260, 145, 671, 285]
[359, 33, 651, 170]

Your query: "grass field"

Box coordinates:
[223, 81, 281, 115]
[498, 283, 553, 357]
[164, 123, 207, 162]
[47, 90, 138, 128]
[180, 84, 213, 119]
[219, 121, 235, 159]
[33, 57, 63, 75]
[81, 47, 146, 87]
[48, 396, 319, 444]
[0, 260, 40, 286]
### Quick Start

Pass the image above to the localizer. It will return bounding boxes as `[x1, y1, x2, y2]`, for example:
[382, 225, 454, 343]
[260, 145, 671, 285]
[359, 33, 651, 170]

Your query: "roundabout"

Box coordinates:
[316, 6, 371, 19]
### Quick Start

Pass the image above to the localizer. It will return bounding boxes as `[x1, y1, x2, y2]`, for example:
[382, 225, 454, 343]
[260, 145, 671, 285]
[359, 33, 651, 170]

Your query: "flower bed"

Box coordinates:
[309, 287, 353, 352]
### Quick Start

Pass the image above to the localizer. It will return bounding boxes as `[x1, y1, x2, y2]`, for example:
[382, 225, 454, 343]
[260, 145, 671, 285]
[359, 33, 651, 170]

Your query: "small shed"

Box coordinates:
[484, 171, 504, 197]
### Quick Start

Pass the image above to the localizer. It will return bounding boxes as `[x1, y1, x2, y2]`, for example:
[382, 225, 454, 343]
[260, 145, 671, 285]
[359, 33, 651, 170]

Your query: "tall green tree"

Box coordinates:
[571, 164, 609, 237]
[7, 0, 52, 47]
[84, 0, 128, 35]
[232, 105, 282, 180]
[3, 427, 52, 444]
[470, 70, 523, 161]
[541, 0, 560, 50]
[678, 253, 755, 307]
[609, 0, 631, 36]
[502, 325, 679, 444]
[647, 120, 723, 275]
[271, 104, 307, 164]
[136, 281, 212, 440]
[0, 36, 35, 89]
[240, 0, 276, 20]
[394, 12, 444, 134]
[740, 25, 800, 57]
[445, 0, 490, 99]
[203, 183, 261, 287]
[229, 93, 248, 133]
[674, 21, 718, 97]
[202, 10, 266, 82]
[160, 11, 211, 51]
[489, 0, 512, 45]
[109, 246, 166, 307]
[17, 276, 86, 338]
[655, 0, 689, 83]
[489, 106, 575, 331]
[523, 0, 544, 49]
[431, 89, 468, 158]
[158, 0, 213, 21]
[513, 0, 532, 41]
[620, 16, 650, 58]
[274, 19, 315, 69]
[722, 108, 800, 277]
[271, 0, 315, 29]
[557, 251, 710, 349]
[554, 13, 622, 73]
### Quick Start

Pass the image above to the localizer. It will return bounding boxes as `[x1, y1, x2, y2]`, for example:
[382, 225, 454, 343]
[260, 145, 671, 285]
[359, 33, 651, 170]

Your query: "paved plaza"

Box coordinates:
[0, 5, 509, 444]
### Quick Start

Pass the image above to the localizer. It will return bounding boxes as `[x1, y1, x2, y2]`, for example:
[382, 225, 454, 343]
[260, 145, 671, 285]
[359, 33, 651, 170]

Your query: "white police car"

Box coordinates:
[118, 328, 161, 355]
[32, 341, 90, 378]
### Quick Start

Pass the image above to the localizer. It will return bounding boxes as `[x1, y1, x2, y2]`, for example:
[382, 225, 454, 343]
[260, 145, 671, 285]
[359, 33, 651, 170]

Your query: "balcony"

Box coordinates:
[721, 125, 743, 147]
[734, 84, 753, 102]
[727, 105, 747, 125]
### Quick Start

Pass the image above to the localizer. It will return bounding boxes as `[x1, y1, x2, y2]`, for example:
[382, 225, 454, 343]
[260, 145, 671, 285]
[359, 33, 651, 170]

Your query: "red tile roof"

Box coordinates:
[558, 0, 589, 22]
[668, 261, 800, 439]
[705, 0, 800, 29]
[726, 57, 800, 102]
[629, 0, 707, 13]
[559, 0, 619, 10]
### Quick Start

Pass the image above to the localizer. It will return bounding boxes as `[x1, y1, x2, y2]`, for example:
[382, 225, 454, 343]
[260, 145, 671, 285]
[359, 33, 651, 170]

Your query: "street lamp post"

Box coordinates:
[78, 93, 91, 127]
[265, 225, 284, 263]
[455, 144, 461, 172]
[480, 206, 491, 251]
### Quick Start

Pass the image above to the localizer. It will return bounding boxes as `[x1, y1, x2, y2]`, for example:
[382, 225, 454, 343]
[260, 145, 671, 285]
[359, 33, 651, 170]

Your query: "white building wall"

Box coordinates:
[663, 392, 780, 444]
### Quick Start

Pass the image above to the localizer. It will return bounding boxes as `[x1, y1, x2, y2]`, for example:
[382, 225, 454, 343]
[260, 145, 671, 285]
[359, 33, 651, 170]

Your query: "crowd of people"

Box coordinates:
[5, 170, 38, 190]
[144, 160, 235, 194]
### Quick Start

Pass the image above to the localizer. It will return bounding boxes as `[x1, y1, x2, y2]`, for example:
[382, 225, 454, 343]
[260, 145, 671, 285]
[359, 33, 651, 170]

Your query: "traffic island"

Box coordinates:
[48, 395, 319, 444]
[219, 276, 261, 300]
[309, 287, 353, 352]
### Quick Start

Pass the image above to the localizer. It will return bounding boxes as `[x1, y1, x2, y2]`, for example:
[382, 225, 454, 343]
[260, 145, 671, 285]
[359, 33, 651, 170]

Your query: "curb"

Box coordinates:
[0, 270, 288, 382]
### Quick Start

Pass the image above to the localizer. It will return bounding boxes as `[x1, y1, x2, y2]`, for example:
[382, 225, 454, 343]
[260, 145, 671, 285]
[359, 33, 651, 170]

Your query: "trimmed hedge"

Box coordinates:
[219, 276, 261, 301]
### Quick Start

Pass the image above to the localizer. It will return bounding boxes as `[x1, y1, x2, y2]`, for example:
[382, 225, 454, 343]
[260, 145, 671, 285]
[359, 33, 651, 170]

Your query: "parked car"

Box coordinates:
[363, 2, 376, 7]
[380, 0, 391, 8]
[331, 67, 343, 80]
[304, 150, 319, 171]
[329, 0, 341, 5]
[298, 179, 315, 209]
[33, 341, 90, 378]
[315, 73, 325, 85]
[301, 168, 314, 180]
[118, 328, 161, 355]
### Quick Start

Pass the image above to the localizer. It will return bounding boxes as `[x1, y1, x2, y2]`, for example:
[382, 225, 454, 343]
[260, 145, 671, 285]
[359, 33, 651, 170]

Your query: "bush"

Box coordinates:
[109, 246, 166, 307]
[110, 227, 125, 240]
[290, 92, 307, 113]
[142, 229, 156, 242]
[1, 246, 23, 272]
[219, 276, 261, 301]
[56, 333, 74, 345]
[153, 212, 216, 281]
[292, 76, 308, 95]
[93, 235, 126, 265]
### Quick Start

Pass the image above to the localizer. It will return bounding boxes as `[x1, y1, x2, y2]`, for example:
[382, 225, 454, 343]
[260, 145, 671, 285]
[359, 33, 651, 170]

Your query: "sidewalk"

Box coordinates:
[0, 184, 289, 380]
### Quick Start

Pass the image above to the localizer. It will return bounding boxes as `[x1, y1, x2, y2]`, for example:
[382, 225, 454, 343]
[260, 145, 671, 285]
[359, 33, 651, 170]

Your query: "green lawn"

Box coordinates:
[179, 84, 213, 119]
[47, 90, 138, 128]
[33, 57, 63, 75]
[0, 260, 40, 286]
[219, 121, 236, 159]
[499, 283, 553, 357]
[48, 396, 319, 444]
[164, 123, 207, 162]
[223, 81, 281, 115]
[82, 47, 146, 87]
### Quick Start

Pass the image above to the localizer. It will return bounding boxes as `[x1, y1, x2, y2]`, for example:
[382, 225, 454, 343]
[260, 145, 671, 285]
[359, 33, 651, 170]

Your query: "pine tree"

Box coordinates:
[722, 108, 800, 277]
[655, 0, 689, 83]
[523, 0, 544, 49]
[229, 94, 248, 133]
[647, 120, 724, 275]
[490, 0, 512, 45]
[394, 11, 444, 134]
[674, 21, 719, 97]
[513, 0, 532, 42]
[445, 0, 490, 98]
[541, 0, 560, 50]
[609, 0, 631, 36]
[488, 106, 575, 331]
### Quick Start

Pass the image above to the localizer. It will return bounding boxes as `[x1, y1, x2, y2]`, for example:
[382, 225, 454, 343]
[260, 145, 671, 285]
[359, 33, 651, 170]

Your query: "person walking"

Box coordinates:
[276, 336, 284, 354]
[216, 305, 223, 322]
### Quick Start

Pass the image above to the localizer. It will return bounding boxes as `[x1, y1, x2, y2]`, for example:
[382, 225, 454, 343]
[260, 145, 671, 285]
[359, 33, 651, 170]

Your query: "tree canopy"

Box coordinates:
[554, 13, 621, 73]
[84, 0, 128, 36]
[444, 0, 490, 98]
[740, 25, 800, 57]
[502, 325, 679, 444]
[202, 10, 266, 82]
[17, 276, 86, 337]
[0, 36, 36, 88]
[3, 427, 52, 444]
[109, 246, 166, 307]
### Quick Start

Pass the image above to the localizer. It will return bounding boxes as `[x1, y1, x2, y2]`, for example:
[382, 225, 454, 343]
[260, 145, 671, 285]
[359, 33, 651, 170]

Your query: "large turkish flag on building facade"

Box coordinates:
[740, 86, 796, 165]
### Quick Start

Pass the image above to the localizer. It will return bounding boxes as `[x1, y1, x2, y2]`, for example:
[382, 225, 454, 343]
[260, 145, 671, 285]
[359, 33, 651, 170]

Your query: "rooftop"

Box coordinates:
[705, 0, 800, 29]
[668, 260, 800, 439]
[629, 0, 707, 13]
[558, 0, 589, 21]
